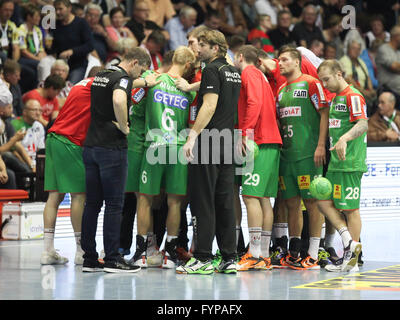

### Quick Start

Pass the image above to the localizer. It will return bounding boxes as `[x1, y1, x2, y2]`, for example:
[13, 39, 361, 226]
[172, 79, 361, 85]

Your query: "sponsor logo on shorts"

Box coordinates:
[297, 175, 310, 190]
[334, 104, 347, 112]
[279, 106, 301, 118]
[333, 184, 341, 199]
[329, 119, 341, 128]
[293, 89, 307, 98]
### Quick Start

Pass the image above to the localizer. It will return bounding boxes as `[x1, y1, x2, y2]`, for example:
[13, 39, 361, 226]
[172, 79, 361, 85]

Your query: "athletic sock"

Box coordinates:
[74, 232, 83, 253]
[273, 223, 288, 239]
[308, 237, 320, 260]
[248, 227, 262, 258]
[338, 227, 352, 249]
[325, 233, 336, 249]
[235, 226, 241, 247]
[44, 228, 55, 252]
[261, 230, 272, 258]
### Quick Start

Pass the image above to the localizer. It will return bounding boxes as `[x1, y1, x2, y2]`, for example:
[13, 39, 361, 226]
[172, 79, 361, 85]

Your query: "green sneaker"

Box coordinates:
[216, 259, 237, 274]
[212, 250, 222, 268]
[317, 248, 331, 268]
[176, 257, 215, 275]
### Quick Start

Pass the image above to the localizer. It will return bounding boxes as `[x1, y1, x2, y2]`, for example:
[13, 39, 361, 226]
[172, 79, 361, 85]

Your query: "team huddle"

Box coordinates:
[40, 28, 367, 275]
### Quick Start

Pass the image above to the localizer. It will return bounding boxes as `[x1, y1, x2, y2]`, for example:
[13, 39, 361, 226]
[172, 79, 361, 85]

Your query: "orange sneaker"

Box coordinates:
[237, 252, 265, 271]
[259, 256, 272, 270]
[289, 255, 320, 270]
[280, 253, 302, 268]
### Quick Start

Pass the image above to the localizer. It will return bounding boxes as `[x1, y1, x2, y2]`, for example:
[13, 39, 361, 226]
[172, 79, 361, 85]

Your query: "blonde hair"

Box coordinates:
[172, 46, 196, 66]
[317, 59, 345, 75]
[116, 38, 138, 55]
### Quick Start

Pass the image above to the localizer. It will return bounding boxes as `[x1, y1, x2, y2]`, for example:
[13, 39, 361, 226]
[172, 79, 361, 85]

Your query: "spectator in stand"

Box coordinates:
[0, 103, 32, 188]
[292, 4, 324, 48]
[140, 30, 166, 70]
[342, 12, 368, 56]
[38, 59, 74, 108]
[365, 15, 390, 49]
[322, 14, 344, 59]
[227, 34, 246, 62]
[0, 0, 19, 61]
[2, 59, 22, 116]
[126, 0, 168, 45]
[309, 39, 324, 58]
[191, 0, 218, 26]
[106, 38, 138, 68]
[254, 0, 283, 27]
[144, 0, 176, 28]
[85, 3, 115, 64]
[319, 0, 343, 27]
[203, 9, 222, 30]
[339, 40, 377, 111]
[164, 6, 197, 51]
[0, 153, 16, 189]
[216, 0, 248, 37]
[288, 0, 309, 23]
[368, 91, 400, 142]
[247, 14, 275, 57]
[376, 25, 400, 98]
[16, 3, 46, 93]
[324, 42, 337, 60]
[42, 0, 94, 84]
[10, 99, 45, 169]
[360, 39, 383, 90]
[240, 0, 258, 30]
[268, 10, 296, 55]
[22, 74, 65, 128]
[105, 7, 138, 61]
[72, 2, 85, 18]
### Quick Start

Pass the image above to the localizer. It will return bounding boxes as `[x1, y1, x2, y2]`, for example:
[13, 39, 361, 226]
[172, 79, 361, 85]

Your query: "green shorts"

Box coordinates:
[44, 133, 85, 193]
[139, 145, 187, 196]
[279, 157, 323, 200]
[325, 171, 363, 211]
[125, 150, 144, 193]
[241, 144, 280, 198]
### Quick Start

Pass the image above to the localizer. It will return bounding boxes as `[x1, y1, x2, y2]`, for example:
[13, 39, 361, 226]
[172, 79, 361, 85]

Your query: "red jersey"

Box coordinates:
[238, 65, 282, 146]
[48, 78, 94, 146]
[22, 89, 59, 122]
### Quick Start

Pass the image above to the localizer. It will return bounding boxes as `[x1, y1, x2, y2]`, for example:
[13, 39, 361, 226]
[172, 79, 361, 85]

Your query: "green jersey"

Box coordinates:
[143, 73, 195, 147]
[128, 70, 153, 153]
[277, 74, 327, 162]
[328, 85, 367, 173]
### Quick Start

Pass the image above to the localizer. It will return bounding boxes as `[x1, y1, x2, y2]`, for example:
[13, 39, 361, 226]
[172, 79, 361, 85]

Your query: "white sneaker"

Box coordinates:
[325, 261, 360, 273]
[74, 250, 84, 265]
[147, 250, 163, 268]
[162, 254, 176, 269]
[342, 240, 362, 272]
[40, 250, 68, 265]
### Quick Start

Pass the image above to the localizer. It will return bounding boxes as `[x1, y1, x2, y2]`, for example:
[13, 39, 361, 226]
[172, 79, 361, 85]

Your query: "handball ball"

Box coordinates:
[245, 139, 259, 162]
[310, 177, 332, 200]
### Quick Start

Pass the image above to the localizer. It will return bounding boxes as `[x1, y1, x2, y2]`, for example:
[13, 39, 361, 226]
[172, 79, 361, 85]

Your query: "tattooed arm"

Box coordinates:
[330, 119, 368, 160]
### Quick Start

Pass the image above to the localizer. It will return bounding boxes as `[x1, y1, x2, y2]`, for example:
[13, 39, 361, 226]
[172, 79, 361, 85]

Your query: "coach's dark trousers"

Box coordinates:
[189, 140, 237, 261]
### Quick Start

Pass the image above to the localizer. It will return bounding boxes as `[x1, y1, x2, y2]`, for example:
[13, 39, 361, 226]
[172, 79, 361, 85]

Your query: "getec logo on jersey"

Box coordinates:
[153, 89, 189, 110]
[329, 119, 341, 128]
[279, 106, 301, 118]
[293, 89, 307, 98]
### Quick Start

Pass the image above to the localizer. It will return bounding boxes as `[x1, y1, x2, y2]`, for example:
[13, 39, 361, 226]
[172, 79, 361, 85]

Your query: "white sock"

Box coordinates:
[248, 227, 262, 258]
[44, 228, 55, 252]
[338, 227, 352, 249]
[74, 232, 83, 253]
[320, 223, 326, 240]
[235, 226, 241, 247]
[325, 233, 336, 249]
[308, 237, 320, 260]
[261, 230, 272, 258]
[273, 223, 288, 239]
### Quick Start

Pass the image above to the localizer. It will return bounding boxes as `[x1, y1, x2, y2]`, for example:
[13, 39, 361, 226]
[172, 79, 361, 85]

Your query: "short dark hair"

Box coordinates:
[54, 0, 72, 8]
[109, 6, 125, 19]
[0, 0, 14, 8]
[3, 59, 21, 75]
[88, 66, 104, 78]
[278, 45, 302, 66]
[147, 30, 166, 47]
[235, 45, 259, 65]
[44, 74, 65, 90]
[162, 50, 175, 67]
[123, 47, 151, 67]
[22, 3, 40, 20]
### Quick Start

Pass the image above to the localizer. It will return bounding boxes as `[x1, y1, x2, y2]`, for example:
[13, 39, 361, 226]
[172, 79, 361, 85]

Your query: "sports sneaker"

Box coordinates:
[40, 250, 68, 265]
[237, 252, 266, 271]
[289, 255, 320, 270]
[212, 250, 222, 268]
[129, 235, 148, 268]
[326, 247, 341, 265]
[270, 247, 288, 269]
[162, 239, 178, 269]
[341, 240, 362, 272]
[176, 247, 192, 263]
[317, 248, 331, 268]
[147, 250, 163, 268]
[82, 259, 104, 272]
[104, 256, 141, 273]
[325, 260, 359, 273]
[176, 257, 215, 275]
[216, 259, 237, 274]
[358, 250, 364, 266]
[260, 256, 273, 270]
[280, 253, 301, 269]
[74, 250, 84, 265]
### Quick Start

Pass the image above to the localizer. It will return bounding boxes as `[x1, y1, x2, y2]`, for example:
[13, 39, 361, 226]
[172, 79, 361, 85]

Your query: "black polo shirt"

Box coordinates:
[84, 66, 132, 149]
[197, 57, 241, 132]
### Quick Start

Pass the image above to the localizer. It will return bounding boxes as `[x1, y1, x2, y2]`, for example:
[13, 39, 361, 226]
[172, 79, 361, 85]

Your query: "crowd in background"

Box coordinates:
[1, 0, 400, 192]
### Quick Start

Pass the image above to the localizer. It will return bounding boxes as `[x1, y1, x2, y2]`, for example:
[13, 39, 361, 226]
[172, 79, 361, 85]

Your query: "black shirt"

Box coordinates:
[197, 57, 241, 132]
[125, 19, 162, 44]
[84, 66, 132, 149]
[292, 22, 325, 47]
[268, 28, 296, 51]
